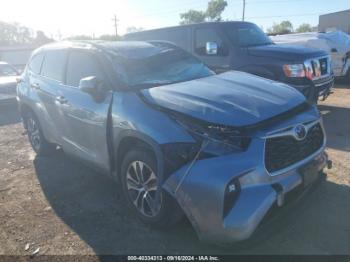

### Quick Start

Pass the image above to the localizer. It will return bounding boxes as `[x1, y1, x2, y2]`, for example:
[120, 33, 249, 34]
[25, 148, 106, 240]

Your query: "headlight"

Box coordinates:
[173, 115, 251, 156]
[283, 64, 306, 78]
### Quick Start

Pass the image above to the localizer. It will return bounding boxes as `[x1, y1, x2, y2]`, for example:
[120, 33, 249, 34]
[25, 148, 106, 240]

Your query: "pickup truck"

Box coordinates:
[271, 30, 350, 81]
[124, 21, 334, 102]
[17, 41, 330, 243]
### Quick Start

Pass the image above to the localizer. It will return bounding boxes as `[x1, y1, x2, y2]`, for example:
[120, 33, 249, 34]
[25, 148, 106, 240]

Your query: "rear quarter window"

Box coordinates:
[28, 53, 44, 74]
[41, 50, 67, 82]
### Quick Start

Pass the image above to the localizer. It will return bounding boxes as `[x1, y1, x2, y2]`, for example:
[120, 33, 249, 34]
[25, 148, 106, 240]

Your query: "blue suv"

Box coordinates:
[17, 41, 330, 243]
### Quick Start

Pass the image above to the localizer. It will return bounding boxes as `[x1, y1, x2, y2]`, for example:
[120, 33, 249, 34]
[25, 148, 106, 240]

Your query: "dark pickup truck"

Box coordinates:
[124, 21, 334, 103]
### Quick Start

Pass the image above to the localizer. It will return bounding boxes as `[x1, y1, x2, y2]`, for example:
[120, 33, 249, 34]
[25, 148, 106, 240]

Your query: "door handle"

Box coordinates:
[31, 83, 40, 90]
[55, 96, 68, 104]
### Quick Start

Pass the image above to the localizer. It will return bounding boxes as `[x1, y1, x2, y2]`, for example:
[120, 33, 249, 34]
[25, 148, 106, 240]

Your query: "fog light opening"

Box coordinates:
[223, 179, 241, 217]
[272, 183, 285, 207]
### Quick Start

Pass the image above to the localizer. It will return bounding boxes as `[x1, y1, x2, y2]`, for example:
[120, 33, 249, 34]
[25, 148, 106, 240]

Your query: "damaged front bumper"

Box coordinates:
[163, 120, 329, 244]
[291, 75, 334, 103]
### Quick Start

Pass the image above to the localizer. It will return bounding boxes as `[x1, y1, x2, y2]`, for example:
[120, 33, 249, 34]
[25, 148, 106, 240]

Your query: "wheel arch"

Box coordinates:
[18, 102, 36, 129]
[113, 130, 164, 183]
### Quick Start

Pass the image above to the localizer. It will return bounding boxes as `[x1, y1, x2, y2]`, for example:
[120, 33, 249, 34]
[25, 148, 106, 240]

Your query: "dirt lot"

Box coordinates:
[0, 83, 349, 256]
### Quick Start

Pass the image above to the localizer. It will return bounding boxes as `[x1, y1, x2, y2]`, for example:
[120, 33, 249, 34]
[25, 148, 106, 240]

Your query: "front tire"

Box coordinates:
[25, 111, 56, 156]
[346, 69, 350, 83]
[120, 148, 183, 227]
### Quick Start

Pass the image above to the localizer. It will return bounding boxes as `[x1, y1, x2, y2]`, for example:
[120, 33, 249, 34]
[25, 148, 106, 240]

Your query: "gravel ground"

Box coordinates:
[0, 83, 349, 256]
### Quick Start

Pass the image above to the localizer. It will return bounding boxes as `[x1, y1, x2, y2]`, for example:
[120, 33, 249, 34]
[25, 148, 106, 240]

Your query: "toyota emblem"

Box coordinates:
[294, 124, 307, 141]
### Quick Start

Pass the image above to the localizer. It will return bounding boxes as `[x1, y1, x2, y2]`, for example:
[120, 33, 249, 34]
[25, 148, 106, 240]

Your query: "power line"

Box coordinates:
[124, 0, 244, 19]
[247, 12, 323, 19]
[246, 0, 308, 3]
[123, 0, 320, 20]
[116, 0, 339, 30]
[127, 1, 206, 18]
[248, 0, 312, 4]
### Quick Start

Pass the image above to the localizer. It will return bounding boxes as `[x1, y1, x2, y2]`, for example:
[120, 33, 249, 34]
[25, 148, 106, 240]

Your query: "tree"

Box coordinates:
[296, 23, 312, 33]
[206, 0, 228, 21]
[0, 21, 53, 46]
[179, 0, 228, 25]
[180, 10, 207, 25]
[267, 20, 293, 35]
[34, 30, 53, 45]
[16, 24, 32, 44]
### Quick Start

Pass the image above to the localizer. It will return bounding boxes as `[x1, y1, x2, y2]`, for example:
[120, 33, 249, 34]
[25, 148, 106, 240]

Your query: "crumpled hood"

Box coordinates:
[141, 71, 306, 127]
[248, 44, 326, 61]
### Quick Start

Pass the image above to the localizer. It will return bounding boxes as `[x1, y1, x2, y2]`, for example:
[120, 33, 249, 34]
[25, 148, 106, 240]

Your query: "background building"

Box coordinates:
[0, 45, 38, 72]
[319, 9, 350, 33]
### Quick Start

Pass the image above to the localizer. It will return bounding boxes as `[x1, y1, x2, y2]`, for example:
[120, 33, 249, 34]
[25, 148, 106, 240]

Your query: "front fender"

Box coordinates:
[113, 129, 165, 179]
[110, 91, 195, 180]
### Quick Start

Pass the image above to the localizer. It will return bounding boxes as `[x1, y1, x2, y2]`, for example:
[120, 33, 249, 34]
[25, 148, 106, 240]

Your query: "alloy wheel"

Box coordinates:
[126, 160, 161, 217]
[27, 117, 41, 152]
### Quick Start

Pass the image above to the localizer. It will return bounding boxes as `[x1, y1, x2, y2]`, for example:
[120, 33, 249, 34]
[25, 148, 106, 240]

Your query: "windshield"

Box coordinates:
[224, 23, 273, 47]
[111, 45, 214, 89]
[0, 64, 18, 77]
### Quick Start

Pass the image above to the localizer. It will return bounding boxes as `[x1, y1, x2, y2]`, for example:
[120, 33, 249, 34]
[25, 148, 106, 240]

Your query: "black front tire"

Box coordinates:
[120, 148, 183, 227]
[25, 111, 56, 156]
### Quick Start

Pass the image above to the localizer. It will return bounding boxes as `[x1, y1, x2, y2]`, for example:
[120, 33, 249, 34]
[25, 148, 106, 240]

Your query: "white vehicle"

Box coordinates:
[0, 61, 19, 105]
[271, 31, 350, 79]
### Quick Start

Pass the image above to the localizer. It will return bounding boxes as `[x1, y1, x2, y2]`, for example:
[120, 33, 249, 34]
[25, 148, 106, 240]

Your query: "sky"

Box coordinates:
[0, 0, 349, 39]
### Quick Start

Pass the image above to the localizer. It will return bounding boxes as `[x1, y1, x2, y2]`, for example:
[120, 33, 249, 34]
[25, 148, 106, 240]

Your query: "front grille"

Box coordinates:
[319, 58, 328, 75]
[265, 123, 324, 173]
[305, 56, 330, 80]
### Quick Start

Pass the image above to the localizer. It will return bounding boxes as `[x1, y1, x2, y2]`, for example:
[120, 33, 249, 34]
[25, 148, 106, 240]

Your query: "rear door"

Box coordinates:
[29, 49, 67, 144]
[192, 26, 231, 73]
[56, 49, 112, 171]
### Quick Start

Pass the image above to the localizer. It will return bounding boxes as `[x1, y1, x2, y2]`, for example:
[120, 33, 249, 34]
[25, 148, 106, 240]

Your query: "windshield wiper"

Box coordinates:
[131, 82, 174, 89]
[241, 42, 273, 47]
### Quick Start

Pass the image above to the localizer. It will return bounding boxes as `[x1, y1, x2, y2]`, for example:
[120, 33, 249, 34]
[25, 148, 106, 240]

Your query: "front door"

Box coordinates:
[56, 50, 113, 171]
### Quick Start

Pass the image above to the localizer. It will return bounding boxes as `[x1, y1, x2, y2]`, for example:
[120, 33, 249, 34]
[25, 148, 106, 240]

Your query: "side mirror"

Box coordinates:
[79, 76, 103, 95]
[206, 42, 218, 55]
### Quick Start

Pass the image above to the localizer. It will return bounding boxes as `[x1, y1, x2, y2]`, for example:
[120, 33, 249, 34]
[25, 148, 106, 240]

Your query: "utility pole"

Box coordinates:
[112, 14, 119, 37]
[242, 0, 246, 21]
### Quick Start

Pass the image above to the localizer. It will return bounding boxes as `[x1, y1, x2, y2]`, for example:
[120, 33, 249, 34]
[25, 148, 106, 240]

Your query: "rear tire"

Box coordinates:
[120, 148, 183, 227]
[25, 111, 56, 156]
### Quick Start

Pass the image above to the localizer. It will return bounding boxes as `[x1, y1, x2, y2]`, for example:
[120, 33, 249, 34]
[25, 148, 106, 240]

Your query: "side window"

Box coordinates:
[41, 50, 67, 81]
[65, 51, 105, 88]
[157, 28, 190, 51]
[28, 53, 44, 74]
[194, 28, 228, 56]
